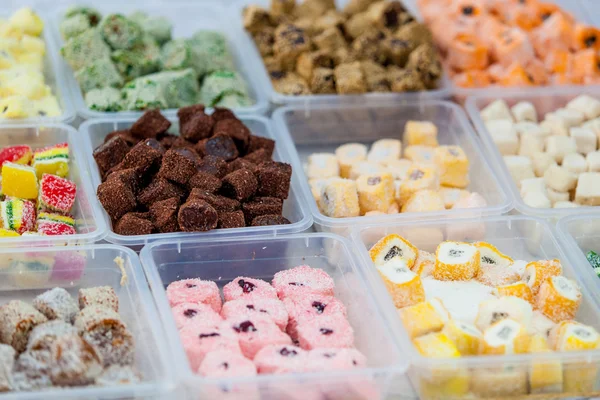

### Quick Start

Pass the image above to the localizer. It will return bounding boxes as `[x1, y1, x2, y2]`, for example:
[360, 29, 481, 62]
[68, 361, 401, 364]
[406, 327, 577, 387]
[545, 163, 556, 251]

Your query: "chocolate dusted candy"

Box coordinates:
[142, 138, 166, 154]
[188, 189, 241, 213]
[158, 149, 198, 185]
[138, 177, 187, 207]
[130, 109, 171, 139]
[115, 213, 154, 236]
[188, 171, 222, 193]
[244, 148, 272, 164]
[120, 141, 163, 175]
[104, 129, 138, 147]
[198, 134, 239, 161]
[389, 68, 426, 92]
[256, 161, 292, 199]
[211, 107, 237, 123]
[149, 197, 180, 233]
[247, 135, 275, 157]
[158, 132, 179, 149]
[217, 210, 246, 229]
[177, 104, 206, 130]
[181, 113, 214, 143]
[197, 155, 230, 178]
[221, 169, 258, 201]
[128, 212, 152, 220]
[251, 214, 291, 226]
[229, 158, 259, 174]
[106, 168, 142, 194]
[93, 136, 130, 175]
[213, 119, 251, 153]
[97, 179, 137, 220]
[171, 136, 197, 152]
[177, 199, 218, 232]
[242, 197, 283, 225]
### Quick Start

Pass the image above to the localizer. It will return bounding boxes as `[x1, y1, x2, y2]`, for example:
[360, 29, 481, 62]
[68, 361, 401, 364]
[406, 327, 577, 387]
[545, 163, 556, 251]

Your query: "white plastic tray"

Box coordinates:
[351, 215, 600, 400]
[227, 0, 451, 107]
[0, 124, 106, 247]
[80, 115, 312, 248]
[273, 100, 513, 236]
[0, 244, 175, 399]
[465, 88, 600, 220]
[140, 233, 414, 400]
[46, 1, 269, 119]
[0, 7, 75, 125]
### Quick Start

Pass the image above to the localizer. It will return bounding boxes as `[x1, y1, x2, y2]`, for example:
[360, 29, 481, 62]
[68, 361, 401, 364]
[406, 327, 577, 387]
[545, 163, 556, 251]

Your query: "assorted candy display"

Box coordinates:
[243, 0, 443, 95]
[418, 0, 600, 88]
[369, 233, 600, 397]
[0, 286, 140, 391]
[166, 266, 368, 382]
[94, 105, 292, 235]
[0, 8, 61, 119]
[0, 143, 76, 237]
[306, 120, 486, 217]
[59, 7, 253, 112]
[482, 95, 600, 209]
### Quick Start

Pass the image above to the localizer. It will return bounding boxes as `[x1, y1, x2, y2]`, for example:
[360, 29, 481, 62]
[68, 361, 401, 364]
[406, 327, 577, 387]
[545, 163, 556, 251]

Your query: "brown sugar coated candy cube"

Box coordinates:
[130, 109, 171, 139]
[253, 28, 275, 58]
[221, 168, 258, 201]
[310, 67, 336, 94]
[213, 119, 251, 153]
[178, 199, 218, 232]
[229, 158, 259, 175]
[188, 188, 241, 213]
[142, 138, 166, 154]
[120, 141, 163, 175]
[197, 155, 230, 178]
[158, 132, 178, 149]
[244, 148, 272, 164]
[352, 30, 387, 65]
[149, 197, 180, 233]
[97, 178, 137, 220]
[389, 68, 425, 92]
[273, 72, 311, 95]
[106, 168, 142, 194]
[256, 161, 292, 199]
[181, 114, 214, 143]
[384, 37, 415, 66]
[198, 134, 239, 161]
[251, 214, 291, 226]
[247, 135, 275, 157]
[177, 104, 205, 130]
[158, 149, 198, 185]
[217, 210, 246, 229]
[115, 213, 154, 236]
[93, 136, 130, 175]
[334, 62, 368, 94]
[242, 197, 283, 225]
[211, 107, 237, 123]
[188, 171, 222, 193]
[137, 177, 187, 207]
[296, 51, 335, 82]
[104, 129, 138, 147]
[243, 5, 274, 35]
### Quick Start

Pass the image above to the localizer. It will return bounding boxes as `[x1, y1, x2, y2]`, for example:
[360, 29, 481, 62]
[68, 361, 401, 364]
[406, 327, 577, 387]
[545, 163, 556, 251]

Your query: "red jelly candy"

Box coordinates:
[39, 174, 77, 214]
[0, 145, 33, 166]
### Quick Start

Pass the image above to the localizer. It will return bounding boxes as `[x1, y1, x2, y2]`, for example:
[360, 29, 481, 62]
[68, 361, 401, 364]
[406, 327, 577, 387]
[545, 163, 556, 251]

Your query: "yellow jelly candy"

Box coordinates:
[1, 162, 38, 199]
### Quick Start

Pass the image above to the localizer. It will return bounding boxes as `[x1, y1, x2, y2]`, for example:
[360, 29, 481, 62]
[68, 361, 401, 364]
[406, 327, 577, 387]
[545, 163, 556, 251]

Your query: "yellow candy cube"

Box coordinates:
[480, 319, 530, 355]
[0, 228, 19, 237]
[0, 95, 31, 118]
[1, 162, 38, 199]
[404, 120, 439, 147]
[494, 281, 533, 305]
[536, 276, 581, 323]
[3, 70, 49, 100]
[384, 159, 412, 180]
[377, 258, 425, 308]
[399, 298, 449, 339]
[397, 165, 439, 206]
[401, 189, 445, 213]
[442, 320, 482, 356]
[434, 241, 480, 281]
[348, 161, 387, 180]
[438, 187, 470, 209]
[18, 35, 45, 55]
[367, 139, 402, 164]
[433, 145, 469, 188]
[335, 143, 367, 178]
[471, 367, 527, 397]
[319, 179, 360, 218]
[307, 153, 339, 179]
[9, 8, 44, 37]
[356, 172, 394, 214]
[32, 96, 61, 117]
[369, 233, 418, 268]
[527, 334, 563, 394]
[524, 259, 562, 295]
[413, 332, 460, 358]
[403, 145, 435, 165]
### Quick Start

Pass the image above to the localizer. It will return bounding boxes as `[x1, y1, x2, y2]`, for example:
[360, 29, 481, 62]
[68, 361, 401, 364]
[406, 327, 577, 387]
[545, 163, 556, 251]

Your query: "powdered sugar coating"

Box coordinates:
[49, 333, 102, 386]
[476, 264, 521, 287]
[13, 352, 52, 391]
[27, 320, 77, 353]
[222, 277, 278, 302]
[79, 286, 119, 312]
[166, 279, 222, 312]
[95, 365, 142, 386]
[198, 350, 257, 378]
[284, 294, 347, 339]
[253, 344, 307, 374]
[306, 348, 367, 371]
[0, 344, 15, 391]
[0, 300, 48, 352]
[179, 322, 241, 371]
[272, 266, 335, 299]
[223, 315, 292, 359]
[221, 298, 288, 331]
[39, 174, 77, 214]
[33, 287, 78, 322]
[37, 221, 76, 236]
[296, 314, 354, 350]
[172, 302, 222, 330]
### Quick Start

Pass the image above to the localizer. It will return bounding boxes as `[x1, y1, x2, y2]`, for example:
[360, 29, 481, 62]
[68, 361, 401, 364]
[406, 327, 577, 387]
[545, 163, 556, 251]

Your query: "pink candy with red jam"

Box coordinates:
[306, 348, 367, 371]
[222, 277, 278, 302]
[166, 278, 222, 312]
[198, 350, 257, 378]
[284, 294, 347, 339]
[272, 265, 335, 299]
[297, 314, 354, 350]
[172, 302, 223, 330]
[223, 315, 292, 359]
[179, 321, 241, 371]
[253, 344, 307, 374]
[221, 298, 288, 331]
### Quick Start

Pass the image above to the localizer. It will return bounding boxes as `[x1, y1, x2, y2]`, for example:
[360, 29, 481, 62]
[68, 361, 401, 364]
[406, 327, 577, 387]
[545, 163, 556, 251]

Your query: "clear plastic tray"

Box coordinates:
[465, 88, 600, 220]
[583, 0, 600, 26]
[0, 244, 174, 399]
[79, 115, 312, 248]
[0, 124, 106, 247]
[272, 100, 513, 236]
[402, 0, 600, 101]
[139, 233, 414, 400]
[46, 1, 269, 119]
[0, 7, 75, 125]
[351, 215, 600, 400]
[557, 213, 600, 308]
[227, 0, 451, 106]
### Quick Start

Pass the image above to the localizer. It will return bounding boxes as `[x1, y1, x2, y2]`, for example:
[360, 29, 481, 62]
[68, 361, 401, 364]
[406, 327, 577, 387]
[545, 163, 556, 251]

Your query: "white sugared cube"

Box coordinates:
[546, 187, 569, 205]
[546, 136, 577, 163]
[570, 127, 597, 155]
[575, 172, 600, 206]
[530, 152, 557, 177]
[518, 134, 544, 158]
[520, 177, 547, 197]
[543, 165, 577, 192]
[515, 122, 548, 138]
[542, 113, 569, 136]
[523, 191, 551, 208]
[586, 152, 600, 172]
[553, 201, 579, 208]
[511, 101, 537, 122]
[566, 95, 600, 120]
[504, 155, 535, 187]
[562, 153, 587, 176]
[481, 99, 513, 122]
[554, 108, 585, 127]
[307, 153, 340, 179]
[583, 118, 600, 140]
[487, 120, 518, 155]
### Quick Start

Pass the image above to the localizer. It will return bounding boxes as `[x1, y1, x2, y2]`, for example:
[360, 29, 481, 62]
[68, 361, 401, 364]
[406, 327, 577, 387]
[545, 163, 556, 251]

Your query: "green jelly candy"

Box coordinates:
[60, 14, 91, 40]
[99, 14, 143, 50]
[130, 11, 172, 46]
[200, 70, 250, 107]
[160, 69, 200, 108]
[61, 28, 111, 71]
[64, 6, 102, 26]
[587, 250, 600, 270]
[159, 39, 193, 71]
[111, 35, 160, 83]
[214, 92, 252, 108]
[75, 58, 124, 93]
[85, 87, 123, 112]
[121, 77, 168, 111]
[187, 30, 235, 77]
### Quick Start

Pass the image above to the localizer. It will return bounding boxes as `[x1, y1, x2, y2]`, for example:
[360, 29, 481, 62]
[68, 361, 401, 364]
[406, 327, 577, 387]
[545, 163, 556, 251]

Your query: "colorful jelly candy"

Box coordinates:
[0, 145, 33, 166]
[1, 162, 39, 199]
[38, 174, 76, 214]
[37, 221, 76, 236]
[0, 228, 20, 237]
[32, 142, 69, 178]
[1, 198, 36, 234]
